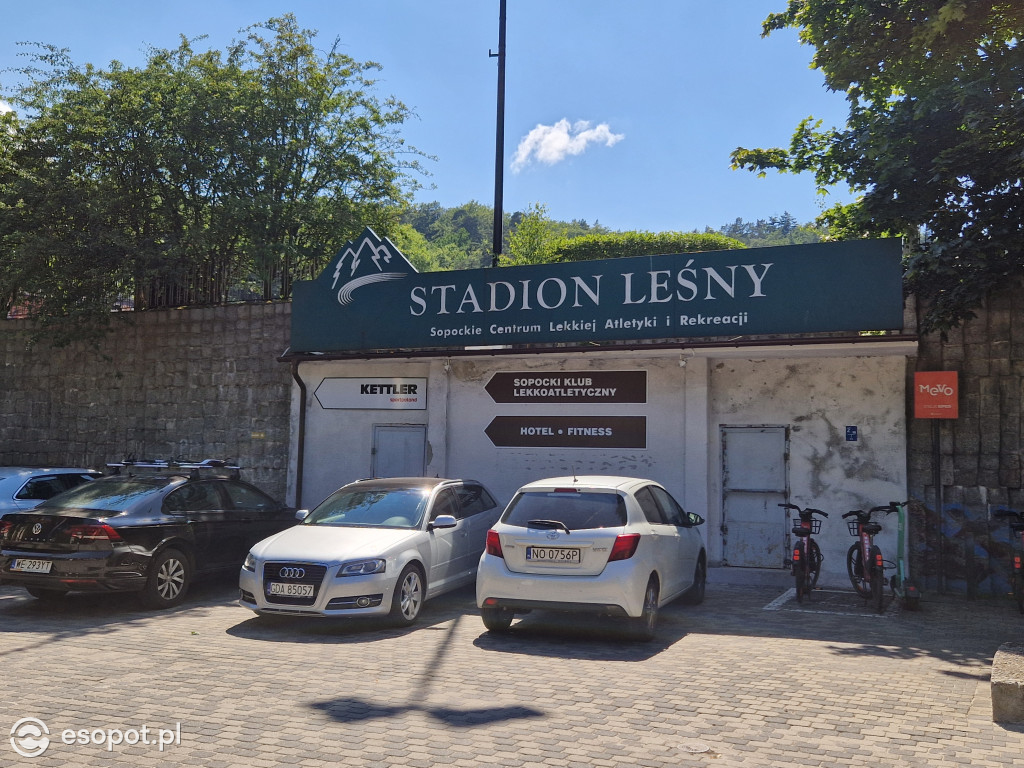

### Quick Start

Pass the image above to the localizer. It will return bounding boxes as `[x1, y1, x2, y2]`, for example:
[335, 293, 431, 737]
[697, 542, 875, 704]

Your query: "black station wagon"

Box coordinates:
[0, 461, 295, 608]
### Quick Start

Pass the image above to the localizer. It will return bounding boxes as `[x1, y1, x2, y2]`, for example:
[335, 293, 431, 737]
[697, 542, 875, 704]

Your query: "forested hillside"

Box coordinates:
[395, 202, 825, 272]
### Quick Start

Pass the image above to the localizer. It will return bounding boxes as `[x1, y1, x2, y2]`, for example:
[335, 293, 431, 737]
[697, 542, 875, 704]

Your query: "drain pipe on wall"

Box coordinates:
[290, 360, 307, 509]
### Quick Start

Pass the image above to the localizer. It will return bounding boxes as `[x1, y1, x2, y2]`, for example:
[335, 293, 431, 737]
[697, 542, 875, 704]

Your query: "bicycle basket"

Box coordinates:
[846, 519, 860, 536]
[793, 518, 821, 535]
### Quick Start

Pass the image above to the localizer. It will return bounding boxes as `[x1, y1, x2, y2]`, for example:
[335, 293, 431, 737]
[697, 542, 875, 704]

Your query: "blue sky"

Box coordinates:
[0, 1, 856, 233]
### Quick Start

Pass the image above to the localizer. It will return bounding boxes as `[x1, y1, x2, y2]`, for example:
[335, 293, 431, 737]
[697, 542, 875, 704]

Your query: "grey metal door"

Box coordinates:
[372, 425, 426, 478]
[721, 426, 788, 568]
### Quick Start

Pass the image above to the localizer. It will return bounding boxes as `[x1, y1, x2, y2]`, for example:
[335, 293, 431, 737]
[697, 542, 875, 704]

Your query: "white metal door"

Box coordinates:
[372, 425, 426, 478]
[721, 426, 788, 568]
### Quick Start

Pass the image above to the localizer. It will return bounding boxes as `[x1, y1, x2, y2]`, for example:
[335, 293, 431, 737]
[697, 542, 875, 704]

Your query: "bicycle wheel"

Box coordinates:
[870, 547, 885, 613]
[807, 539, 822, 591]
[793, 543, 807, 602]
[846, 543, 871, 598]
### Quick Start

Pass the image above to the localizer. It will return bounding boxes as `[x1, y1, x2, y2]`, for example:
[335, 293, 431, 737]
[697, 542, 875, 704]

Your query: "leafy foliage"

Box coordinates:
[0, 15, 426, 344]
[731, 1, 1024, 333]
[711, 212, 825, 248]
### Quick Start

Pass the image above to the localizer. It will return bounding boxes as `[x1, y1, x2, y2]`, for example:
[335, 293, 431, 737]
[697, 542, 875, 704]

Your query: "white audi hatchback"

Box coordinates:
[476, 476, 706, 640]
[240, 477, 501, 624]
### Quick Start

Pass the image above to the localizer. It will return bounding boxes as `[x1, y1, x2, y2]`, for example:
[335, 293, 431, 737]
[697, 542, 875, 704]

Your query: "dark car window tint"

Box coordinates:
[430, 488, 460, 521]
[455, 484, 497, 518]
[16, 476, 68, 501]
[222, 482, 276, 510]
[164, 482, 224, 514]
[503, 491, 627, 530]
[650, 486, 686, 526]
[634, 486, 666, 524]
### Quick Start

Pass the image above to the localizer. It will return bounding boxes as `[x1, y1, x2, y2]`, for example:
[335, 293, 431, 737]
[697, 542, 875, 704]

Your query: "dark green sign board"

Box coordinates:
[291, 229, 904, 354]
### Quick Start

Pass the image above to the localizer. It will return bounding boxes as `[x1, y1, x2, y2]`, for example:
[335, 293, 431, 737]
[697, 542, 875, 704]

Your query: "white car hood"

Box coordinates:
[250, 524, 419, 564]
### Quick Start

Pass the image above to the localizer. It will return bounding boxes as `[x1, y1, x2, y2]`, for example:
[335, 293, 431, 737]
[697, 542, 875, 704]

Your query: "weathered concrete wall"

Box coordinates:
[0, 304, 293, 502]
[908, 282, 1024, 596]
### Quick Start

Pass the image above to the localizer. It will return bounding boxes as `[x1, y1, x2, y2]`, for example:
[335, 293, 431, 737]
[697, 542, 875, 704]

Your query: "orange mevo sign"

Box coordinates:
[914, 371, 959, 419]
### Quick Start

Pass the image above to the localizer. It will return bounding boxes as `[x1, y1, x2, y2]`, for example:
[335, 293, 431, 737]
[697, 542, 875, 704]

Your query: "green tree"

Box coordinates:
[0, 15, 426, 342]
[731, 1, 1024, 332]
[501, 202, 556, 267]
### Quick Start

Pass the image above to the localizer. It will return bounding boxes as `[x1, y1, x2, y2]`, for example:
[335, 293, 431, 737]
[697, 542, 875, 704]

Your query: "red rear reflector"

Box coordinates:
[485, 529, 504, 558]
[792, 548, 801, 562]
[1015, 555, 1022, 570]
[609, 533, 640, 561]
[68, 524, 122, 543]
[875, 552, 884, 568]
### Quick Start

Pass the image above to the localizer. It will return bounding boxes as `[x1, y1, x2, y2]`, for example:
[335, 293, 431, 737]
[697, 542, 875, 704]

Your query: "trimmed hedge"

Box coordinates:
[552, 231, 745, 263]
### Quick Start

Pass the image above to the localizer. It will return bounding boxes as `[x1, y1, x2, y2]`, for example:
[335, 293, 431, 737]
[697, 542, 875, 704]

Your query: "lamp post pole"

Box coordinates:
[490, 0, 507, 267]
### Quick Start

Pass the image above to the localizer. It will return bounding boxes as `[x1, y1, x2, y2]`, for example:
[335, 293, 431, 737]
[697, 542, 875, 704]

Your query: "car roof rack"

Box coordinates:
[106, 458, 241, 480]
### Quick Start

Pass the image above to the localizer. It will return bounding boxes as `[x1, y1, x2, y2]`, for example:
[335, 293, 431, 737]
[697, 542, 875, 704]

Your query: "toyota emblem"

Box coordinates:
[32, 523, 42, 535]
[545, 531, 559, 540]
[279, 567, 305, 579]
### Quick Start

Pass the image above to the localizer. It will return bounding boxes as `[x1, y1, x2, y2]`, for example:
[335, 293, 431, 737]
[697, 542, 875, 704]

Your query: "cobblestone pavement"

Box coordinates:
[1, 578, 1021, 768]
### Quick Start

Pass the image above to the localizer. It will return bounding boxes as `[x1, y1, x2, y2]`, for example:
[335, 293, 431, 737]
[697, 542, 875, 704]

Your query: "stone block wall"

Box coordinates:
[0, 303, 293, 502]
[908, 282, 1024, 596]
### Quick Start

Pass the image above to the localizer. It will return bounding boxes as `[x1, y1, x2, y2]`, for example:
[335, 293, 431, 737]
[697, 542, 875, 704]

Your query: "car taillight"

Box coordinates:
[0, 520, 12, 541]
[485, 529, 504, 558]
[67, 524, 123, 543]
[609, 533, 640, 561]
[1015, 555, 1022, 571]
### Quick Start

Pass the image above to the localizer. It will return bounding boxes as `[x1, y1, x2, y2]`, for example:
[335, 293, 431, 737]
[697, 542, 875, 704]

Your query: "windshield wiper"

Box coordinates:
[527, 519, 571, 535]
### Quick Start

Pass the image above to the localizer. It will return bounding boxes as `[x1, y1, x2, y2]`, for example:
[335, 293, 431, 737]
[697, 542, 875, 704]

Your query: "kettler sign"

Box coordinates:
[914, 371, 958, 419]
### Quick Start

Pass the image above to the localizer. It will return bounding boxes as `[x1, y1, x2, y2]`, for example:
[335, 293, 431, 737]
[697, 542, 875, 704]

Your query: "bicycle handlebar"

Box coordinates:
[778, 503, 828, 517]
[842, 505, 893, 520]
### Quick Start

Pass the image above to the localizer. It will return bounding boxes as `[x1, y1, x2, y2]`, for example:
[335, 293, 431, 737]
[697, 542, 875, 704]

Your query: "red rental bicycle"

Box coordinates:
[779, 503, 827, 602]
[993, 508, 1024, 615]
[842, 505, 893, 614]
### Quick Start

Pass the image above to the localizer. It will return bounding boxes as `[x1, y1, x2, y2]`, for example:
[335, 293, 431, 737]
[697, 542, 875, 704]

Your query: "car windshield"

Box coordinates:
[503, 491, 627, 530]
[303, 487, 430, 528]
[38, 477, 171, 512]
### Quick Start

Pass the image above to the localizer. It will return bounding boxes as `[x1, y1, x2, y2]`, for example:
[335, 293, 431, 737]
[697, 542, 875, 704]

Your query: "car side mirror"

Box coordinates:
[687, 512, 705, 527]
[429, 514, 457, 530]
[295, 509, 310, 521]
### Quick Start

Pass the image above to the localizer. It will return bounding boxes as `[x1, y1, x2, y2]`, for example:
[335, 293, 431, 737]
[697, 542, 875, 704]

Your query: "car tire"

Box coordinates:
[140, 548, 191, 609]
[680, 555, 706, 605]
[630, 577, 659, 642]
[481, 605, 514, 633]
[26, 587, 67, 602]
[390, 563, 425, 625]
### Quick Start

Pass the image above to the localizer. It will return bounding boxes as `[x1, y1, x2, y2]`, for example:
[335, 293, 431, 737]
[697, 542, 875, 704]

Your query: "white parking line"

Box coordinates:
[763, 588, 895, 617]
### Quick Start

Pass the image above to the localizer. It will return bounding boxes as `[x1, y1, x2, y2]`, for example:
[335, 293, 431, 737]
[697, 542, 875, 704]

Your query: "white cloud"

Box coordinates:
[0, 100, 11, 113]
[511, 119, 624, 173]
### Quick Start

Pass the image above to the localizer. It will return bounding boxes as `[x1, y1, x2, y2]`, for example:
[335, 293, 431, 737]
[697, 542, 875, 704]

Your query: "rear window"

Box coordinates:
[502, 491, 627, 530]
[39, 477, 170, 512]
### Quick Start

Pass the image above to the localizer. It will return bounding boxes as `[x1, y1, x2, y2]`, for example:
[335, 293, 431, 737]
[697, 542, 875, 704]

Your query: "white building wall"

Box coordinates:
[289, 343, 910, 587]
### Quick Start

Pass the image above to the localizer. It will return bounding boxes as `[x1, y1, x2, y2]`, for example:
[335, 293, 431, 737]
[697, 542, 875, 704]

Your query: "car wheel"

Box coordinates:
[390, 563, 424, 625]
[140, 548, 191, 609]
[630, 577, 659, 641]
[26, 587, 67, 602]
[681, 555, 706, 605]
[481, 605, 514, 633]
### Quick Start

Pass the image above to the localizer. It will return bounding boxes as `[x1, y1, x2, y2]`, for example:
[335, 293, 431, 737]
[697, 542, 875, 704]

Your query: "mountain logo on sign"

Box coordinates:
[330, 228, 416, 306]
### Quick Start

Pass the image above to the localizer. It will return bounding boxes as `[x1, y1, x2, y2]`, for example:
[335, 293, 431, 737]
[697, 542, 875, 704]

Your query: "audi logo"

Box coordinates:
[278, 567, 306, 579]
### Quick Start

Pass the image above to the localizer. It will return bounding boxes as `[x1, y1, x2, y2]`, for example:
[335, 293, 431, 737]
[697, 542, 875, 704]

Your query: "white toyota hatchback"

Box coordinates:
[240, 477, 501, 624]
[476, 476, 706, 640]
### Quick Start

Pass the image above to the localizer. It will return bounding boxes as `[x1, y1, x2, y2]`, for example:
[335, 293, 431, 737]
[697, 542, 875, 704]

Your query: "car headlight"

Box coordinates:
[242, 552, 256, 572]
[337, 559, 386, 577]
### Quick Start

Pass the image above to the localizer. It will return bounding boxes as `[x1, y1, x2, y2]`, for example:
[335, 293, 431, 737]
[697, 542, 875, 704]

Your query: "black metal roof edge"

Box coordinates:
[277, 333, 919, 364]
